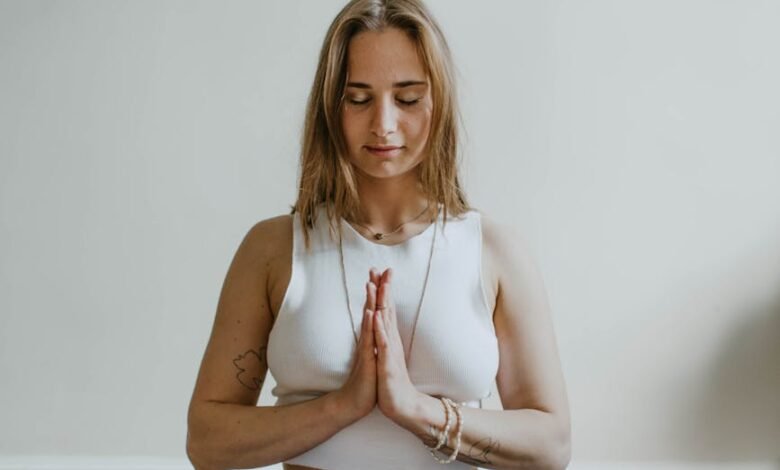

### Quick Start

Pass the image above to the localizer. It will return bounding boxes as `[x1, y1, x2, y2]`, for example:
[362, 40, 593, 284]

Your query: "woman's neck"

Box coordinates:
[351, 173, 437, 234]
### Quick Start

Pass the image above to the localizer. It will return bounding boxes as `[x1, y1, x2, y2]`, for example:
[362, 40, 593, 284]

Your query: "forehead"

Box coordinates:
[346, 28, 427, 87]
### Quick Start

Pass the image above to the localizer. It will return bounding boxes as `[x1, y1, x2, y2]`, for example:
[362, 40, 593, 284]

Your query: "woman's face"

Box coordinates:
[340, 27, 433, 180]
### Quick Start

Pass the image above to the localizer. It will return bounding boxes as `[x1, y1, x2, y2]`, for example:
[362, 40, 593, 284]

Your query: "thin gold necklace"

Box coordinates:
[349, 202, 432, 241]
[338, 204, 440, 366]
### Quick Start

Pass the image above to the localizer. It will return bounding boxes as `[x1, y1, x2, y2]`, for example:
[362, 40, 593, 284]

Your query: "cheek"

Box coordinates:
[406, 111, 432, 144]
[341, 113, 361, 147]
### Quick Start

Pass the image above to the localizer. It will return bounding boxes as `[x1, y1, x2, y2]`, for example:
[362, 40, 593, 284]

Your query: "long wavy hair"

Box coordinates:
[290, 0, 472, 251]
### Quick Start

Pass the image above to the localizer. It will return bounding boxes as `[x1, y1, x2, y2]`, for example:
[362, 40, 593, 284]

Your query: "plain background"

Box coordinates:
[1, 0, 779, 468]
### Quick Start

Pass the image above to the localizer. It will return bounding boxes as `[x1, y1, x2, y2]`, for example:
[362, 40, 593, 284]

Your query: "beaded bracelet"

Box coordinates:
[429, 398, 454, 463]
[442, 398, 463, 463]
[429, 397, 464, 464]
[425, 397, 453, 452]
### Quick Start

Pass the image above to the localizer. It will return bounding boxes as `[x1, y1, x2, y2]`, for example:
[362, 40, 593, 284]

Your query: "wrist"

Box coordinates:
[400, 392, 447, 446]
[326, 390, 363, 427]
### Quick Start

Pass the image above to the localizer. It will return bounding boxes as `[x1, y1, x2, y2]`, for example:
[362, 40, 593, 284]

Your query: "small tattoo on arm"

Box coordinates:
[464, 437, 500, 465]
[232, 346, 267, 390]
[424, 424, 500, 466]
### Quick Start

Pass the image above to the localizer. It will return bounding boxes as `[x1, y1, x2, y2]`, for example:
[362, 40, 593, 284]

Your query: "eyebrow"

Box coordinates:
[346, 80, 428, 89]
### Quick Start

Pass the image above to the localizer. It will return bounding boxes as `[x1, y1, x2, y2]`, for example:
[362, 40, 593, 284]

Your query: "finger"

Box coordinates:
[374, 308, 387, 350]
[379, 269, 396, 325]
[359, 309, 367, 346]
[377, 267, 387, 289]
[363, 309, 375, 351]
[365, 283, 378, 351]
[363, 282, 376, 327]
[384, 301, 392, 333]
[360, 283, 371, 345]
[363, 281, 372, 312]
[376, 276, 386, 311]
[371, 310, 377, 356]
[383, 267, 393, 284]
[379, 310, 391, 352]
[368, 281, 376, 311]
[368, 309, 375, 348]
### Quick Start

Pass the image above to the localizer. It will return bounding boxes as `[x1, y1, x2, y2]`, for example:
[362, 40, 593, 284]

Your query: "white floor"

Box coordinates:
[0, 456, 778, 470]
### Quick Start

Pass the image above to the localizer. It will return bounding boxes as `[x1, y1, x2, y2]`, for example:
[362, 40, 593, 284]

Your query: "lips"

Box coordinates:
[365, 145, 403, 158]
[366, 145, 402, 151]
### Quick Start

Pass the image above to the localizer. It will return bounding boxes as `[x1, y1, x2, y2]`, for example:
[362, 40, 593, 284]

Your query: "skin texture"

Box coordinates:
[339, 27, 437, 234]
[341, 27, 432, 178]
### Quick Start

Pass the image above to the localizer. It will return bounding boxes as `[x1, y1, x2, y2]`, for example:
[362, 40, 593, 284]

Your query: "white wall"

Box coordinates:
[1, 0, 778, 468]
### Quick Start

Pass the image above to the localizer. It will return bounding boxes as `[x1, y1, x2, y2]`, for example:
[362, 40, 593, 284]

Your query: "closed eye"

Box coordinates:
[347, 98, 421, 106]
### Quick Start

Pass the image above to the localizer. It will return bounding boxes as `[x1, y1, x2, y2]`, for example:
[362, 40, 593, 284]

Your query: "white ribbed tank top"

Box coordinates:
[266, 202, 499, 470]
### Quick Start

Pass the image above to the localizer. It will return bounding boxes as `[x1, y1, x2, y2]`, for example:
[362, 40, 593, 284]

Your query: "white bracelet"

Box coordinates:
[425, 397, 452, 452]
[442, 398, 463, 464]
[449, 403, 463, 462]
[429, 398, 463, 464]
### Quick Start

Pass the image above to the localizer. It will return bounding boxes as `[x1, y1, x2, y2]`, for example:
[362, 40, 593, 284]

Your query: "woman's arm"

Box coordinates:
[400, 395, 567, 470]
[395, 215, 571, 470]
[186, 216, 361, 469]
[187, 391, 356, 470]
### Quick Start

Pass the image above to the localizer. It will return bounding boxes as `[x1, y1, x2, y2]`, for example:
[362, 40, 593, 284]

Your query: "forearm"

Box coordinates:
[400, 393, 569, 470]
[187, 391, 356, 470]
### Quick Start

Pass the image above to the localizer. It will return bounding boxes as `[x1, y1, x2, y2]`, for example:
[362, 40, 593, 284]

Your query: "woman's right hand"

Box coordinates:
[335, 271, 379, 421]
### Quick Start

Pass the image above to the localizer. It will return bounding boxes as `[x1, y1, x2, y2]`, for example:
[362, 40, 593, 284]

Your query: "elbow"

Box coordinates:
[187, 407, 225, 470]
[186, 408, 207, 469]
[541, 416, 571, 470]
[187, 433, 230, 470]
[532, 438, 570, 470]
[186, 432, 216, 470]
[545, 436, 571, 470]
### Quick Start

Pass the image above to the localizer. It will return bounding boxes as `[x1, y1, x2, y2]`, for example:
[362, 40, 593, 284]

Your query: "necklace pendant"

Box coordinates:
[374, 233, 384, 240]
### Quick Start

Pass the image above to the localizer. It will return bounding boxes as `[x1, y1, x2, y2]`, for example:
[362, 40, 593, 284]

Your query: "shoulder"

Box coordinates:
[242, 213, 293, 262]
[475, 210, 538, 289]
[475, 209, 528, 259]
[250, 213, 293, 239]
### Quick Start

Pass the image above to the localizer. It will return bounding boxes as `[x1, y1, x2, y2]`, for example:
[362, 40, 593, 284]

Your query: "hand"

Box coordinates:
[372, 267, 422, 425]
[336, 272, 378, 421]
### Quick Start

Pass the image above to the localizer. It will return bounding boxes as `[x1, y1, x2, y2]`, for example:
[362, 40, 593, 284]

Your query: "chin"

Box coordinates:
[355, 163, 422, 182]
[347, 149, 423, 178]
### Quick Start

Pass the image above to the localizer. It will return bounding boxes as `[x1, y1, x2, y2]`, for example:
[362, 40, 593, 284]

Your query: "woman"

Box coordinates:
[186, 1, 571, 469]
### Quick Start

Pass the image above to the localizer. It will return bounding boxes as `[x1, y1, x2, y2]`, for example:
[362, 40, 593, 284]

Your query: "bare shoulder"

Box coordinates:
[476, 210, 537, 291]
[187, 213, 293, 411]
[239, 213, 293, 275]
[245, 213, 293, 255]
[249, 213, 294, 319]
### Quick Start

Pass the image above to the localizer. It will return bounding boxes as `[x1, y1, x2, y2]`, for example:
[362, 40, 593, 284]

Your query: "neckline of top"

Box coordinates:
[339, 204, 443, 248]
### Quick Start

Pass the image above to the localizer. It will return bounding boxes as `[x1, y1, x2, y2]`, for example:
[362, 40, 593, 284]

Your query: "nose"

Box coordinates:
[370, 96, 398, 138]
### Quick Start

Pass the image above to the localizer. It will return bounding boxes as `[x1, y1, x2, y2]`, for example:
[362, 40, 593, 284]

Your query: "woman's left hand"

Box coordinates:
[370, 267, 422, 425]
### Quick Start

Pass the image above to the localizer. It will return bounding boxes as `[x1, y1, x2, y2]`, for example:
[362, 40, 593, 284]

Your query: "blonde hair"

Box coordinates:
[290, 0, 472, 250]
